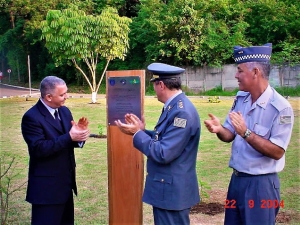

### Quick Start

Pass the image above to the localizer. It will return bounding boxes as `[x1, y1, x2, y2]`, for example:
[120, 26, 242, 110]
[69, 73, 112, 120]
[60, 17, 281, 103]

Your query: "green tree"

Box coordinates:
[96, 0, 140, 17]
[41, 4, 132, 102]
[130, 0, 204, 66]
[130, 0, 248, 67]
[243, 0, 300, 63]
[194, 0, 249, 66]
[1, 0, 96, 83]
[0, 17, 27, 83]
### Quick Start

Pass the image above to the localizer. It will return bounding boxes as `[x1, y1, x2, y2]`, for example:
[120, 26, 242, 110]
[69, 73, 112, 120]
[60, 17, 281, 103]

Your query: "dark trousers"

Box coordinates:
[31, 192, 74, 225]
[153, 207, 190, 225]
[224, 172, 280, 225]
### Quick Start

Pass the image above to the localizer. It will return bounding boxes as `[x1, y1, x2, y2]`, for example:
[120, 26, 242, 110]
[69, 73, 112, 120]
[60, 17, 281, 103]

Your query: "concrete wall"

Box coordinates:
[177, 64, 300, 93]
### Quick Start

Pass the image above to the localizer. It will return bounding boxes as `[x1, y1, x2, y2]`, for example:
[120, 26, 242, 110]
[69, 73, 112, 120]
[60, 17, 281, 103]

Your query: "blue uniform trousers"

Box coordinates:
[153, 207, 190, 225]
[224, 171, 280, 225]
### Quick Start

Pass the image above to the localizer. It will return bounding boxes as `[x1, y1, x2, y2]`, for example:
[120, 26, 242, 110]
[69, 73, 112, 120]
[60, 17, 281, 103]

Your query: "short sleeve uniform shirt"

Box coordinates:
[223, 85, 294, 175]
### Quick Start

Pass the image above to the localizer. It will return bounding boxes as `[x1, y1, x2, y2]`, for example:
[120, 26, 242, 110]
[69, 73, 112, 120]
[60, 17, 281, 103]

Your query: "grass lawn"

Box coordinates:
[0, 96, 299, 224]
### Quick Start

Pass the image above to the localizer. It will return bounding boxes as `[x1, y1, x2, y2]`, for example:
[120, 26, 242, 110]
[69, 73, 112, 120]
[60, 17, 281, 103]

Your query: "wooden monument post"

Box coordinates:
[106, 70, 145, 225]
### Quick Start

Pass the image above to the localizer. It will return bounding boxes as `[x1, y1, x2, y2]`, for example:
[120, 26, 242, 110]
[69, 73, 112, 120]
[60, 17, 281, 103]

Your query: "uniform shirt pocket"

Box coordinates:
[253, 123, 270, 138]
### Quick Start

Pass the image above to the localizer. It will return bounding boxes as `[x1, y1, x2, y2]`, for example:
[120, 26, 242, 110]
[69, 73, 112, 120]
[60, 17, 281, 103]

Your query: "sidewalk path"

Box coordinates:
[0, 83, 104, 99]
[0, 83, 40, 98]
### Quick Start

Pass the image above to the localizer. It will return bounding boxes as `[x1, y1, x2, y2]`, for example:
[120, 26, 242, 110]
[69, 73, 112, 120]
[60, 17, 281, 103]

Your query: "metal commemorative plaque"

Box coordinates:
[107, 76, 141, 125]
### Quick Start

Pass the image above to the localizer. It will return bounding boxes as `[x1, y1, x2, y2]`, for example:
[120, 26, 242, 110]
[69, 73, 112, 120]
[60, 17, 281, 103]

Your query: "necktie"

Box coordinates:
[54, 110, 63, 130]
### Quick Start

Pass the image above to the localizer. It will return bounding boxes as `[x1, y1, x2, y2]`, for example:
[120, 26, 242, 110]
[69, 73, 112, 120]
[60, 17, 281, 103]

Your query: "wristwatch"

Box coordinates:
[243, 128, 252, 139]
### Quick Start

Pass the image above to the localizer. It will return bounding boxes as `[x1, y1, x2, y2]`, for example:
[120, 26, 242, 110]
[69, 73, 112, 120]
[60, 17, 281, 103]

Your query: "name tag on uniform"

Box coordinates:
[280, 115, 292, 124]
[173, 117, 187, 128]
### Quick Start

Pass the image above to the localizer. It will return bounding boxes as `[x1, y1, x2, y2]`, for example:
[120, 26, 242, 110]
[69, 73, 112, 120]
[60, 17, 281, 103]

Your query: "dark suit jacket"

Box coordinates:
[133, 93, 201, 210]
[21, 99, 80, 205]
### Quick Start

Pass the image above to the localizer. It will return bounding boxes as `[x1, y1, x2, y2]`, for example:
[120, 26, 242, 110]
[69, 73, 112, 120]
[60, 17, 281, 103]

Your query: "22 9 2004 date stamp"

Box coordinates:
[225, 199, 284, 209]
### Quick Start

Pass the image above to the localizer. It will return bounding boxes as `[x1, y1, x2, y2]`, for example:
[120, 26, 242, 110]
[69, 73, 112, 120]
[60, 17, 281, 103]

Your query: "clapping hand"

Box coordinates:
[204, 113, 222, 133]
[77, 117, 89, 130]
[114, 113, 144, 135]
[70, 117, 90, 141]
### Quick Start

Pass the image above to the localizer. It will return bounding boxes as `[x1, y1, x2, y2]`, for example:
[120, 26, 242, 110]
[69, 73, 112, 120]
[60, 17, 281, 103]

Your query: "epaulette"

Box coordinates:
[270, 89, 292, 112]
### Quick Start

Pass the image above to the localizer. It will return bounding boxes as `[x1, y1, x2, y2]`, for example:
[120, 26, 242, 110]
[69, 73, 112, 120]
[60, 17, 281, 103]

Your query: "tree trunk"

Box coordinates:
[91, 91, 97, 103]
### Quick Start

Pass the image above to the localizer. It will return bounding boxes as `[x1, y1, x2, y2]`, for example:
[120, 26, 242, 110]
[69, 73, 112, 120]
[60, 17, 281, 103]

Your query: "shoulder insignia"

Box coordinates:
[178, 100, 184, 109]
[231, 98, 237, 111]
[279, 115, 292, 124]
[231, 91, 249, 110]
[173, 117, 187, 128]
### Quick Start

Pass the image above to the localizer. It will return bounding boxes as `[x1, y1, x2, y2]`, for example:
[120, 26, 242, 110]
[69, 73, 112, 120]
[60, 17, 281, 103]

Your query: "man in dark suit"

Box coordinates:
[21, 76, 90, 225]
[115, 63, 201, 225]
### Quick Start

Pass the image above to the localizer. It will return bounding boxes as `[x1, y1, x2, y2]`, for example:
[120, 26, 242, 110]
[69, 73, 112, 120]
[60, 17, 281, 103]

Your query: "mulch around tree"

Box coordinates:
[191, 202, 224, 216]
[191, 202, 291, 223]
[89, 134, 107, 138]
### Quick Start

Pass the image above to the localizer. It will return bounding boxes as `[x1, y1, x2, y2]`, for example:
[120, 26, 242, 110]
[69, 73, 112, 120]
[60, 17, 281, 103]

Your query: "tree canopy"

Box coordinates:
[0, 0, 299, 86]
[41, 4, 131, 102]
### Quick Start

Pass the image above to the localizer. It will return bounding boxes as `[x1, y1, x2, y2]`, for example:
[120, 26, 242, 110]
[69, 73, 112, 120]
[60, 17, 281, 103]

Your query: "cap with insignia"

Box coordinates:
[147, 63, 185, 82]
[233, 43, 272, 64]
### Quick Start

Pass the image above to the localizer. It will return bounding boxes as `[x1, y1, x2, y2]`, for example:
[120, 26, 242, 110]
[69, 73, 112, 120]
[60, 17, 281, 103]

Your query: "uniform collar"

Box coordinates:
[164, 90, 182, 110]
[245, 85, 272, 109]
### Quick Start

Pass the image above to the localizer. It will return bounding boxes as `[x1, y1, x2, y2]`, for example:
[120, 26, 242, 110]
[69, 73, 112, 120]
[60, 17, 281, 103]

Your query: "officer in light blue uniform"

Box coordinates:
[115, 63, 201, 225]
[204, 43, 294, 225]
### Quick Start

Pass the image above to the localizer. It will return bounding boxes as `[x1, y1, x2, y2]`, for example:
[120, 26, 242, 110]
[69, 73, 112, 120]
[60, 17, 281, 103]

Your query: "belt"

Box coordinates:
[233, 169, 254, 177]
[233, 169, 276, 177]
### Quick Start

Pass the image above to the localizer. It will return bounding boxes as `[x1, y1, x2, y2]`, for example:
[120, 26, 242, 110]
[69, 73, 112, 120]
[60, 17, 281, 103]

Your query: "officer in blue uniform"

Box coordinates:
[115, 63, 201, 225]
[204, 43, 294, 225]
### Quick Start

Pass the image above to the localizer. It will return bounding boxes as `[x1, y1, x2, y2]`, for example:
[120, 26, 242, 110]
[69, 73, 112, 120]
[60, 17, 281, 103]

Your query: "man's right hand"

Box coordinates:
[204, 113, 222, 133]
[77, 117, 89, 130]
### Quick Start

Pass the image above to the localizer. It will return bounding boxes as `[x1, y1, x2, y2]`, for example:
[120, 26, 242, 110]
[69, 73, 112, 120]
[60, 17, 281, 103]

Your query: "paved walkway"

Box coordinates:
[0, 83, 103, 99]
[0, 83, 40, 98]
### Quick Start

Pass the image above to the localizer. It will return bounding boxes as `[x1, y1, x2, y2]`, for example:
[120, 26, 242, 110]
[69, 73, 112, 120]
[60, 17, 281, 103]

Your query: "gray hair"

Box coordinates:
[40, 76, 66, 98]
[246, 62, 271, 79]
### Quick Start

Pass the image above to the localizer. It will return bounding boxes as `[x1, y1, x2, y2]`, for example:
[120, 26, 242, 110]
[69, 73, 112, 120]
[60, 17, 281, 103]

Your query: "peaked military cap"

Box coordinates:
[147, 63, 185, 82]
[233, 43, 272, 64]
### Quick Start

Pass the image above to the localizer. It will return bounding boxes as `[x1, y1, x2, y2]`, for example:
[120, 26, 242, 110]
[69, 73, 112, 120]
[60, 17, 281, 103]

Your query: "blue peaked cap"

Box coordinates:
[233, 43, 272, 64]
[147, 63, 185, 82]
